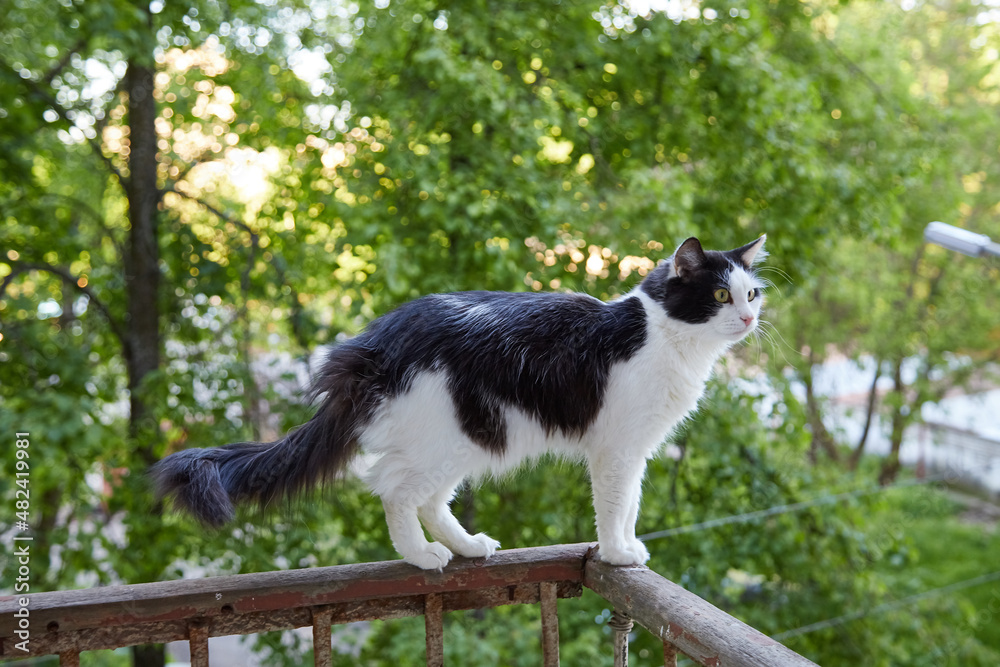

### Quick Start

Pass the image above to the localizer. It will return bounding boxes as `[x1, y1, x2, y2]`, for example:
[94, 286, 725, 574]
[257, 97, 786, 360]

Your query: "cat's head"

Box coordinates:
[641, 235, 767, 342]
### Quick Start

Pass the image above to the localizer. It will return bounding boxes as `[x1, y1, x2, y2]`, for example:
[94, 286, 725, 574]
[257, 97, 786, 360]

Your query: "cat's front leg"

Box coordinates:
[623, 489, 651, 563]
[588, 451, 650, 566]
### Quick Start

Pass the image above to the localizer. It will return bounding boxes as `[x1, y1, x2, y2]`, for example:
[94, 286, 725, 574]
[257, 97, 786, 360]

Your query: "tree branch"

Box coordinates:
[270, 254, 311, 357]
[161, 184, 274, 434]
[163, 183, 255, 235]
[162, 183, 260, 329]
[0, 58, 129, 189]
[162, 184, 314, 358]
[819, 36, 902, 116]
[0, 261, 128, 351]
[40, 36, 88, 87]
[171, 150, 222, 187]
[37, 192, 127, 258]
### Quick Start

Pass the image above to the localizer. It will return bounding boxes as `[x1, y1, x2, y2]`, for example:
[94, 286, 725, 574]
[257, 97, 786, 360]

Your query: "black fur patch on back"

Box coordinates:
[313, 292, 648, 454]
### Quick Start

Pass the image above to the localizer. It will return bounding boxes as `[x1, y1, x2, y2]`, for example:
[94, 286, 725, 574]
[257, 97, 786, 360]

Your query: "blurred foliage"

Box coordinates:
[2, 0, 1000, 665]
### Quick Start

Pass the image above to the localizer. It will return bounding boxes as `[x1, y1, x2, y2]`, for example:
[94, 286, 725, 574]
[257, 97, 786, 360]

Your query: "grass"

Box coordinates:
[866, 483, 1000, 660]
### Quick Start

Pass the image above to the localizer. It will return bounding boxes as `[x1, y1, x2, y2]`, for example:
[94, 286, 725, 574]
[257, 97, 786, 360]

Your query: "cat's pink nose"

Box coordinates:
[741, 315, 755, 326]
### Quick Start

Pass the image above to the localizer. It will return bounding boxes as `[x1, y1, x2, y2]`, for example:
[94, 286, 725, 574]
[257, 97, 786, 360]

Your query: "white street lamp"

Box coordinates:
[924, 221, 1000, 258]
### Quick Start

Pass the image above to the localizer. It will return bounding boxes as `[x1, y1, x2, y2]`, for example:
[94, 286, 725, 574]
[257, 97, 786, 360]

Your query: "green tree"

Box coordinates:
[3, 0, 1000, 665]
[0, 1, 360, 664]
[765, 0, 1000, 482]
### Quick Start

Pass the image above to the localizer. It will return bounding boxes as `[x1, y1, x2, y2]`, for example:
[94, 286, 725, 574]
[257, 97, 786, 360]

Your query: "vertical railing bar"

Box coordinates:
[312, 607, 334, 667]
[58, 651, 81, 667]
[539, 581, 560, 667]
[663, 641, 678, 667]
[188, 621, 210, 667]
[609, 609, 633, 667]
[425, 592, 444, 667]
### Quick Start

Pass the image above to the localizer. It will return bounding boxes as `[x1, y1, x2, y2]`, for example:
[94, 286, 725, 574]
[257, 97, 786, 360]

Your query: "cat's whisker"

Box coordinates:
[758, 265, 794, 285]
[755, 329, 777, 357]
[754, 277, 784, 300]
[743, 327, 768, 365]
[756, 320, 801, 366]
[754, 328, 772, 362]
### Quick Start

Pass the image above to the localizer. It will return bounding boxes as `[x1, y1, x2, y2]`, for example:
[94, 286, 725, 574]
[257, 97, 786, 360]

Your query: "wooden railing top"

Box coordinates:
[586, 558, 816, 667]
[0, 543, 587, 657]
[1, 542, 818, 667]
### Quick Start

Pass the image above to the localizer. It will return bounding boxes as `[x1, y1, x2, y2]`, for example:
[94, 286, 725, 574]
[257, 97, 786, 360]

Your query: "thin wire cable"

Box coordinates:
[772, 569, 1000, 641]
[639, 474, 947, 542]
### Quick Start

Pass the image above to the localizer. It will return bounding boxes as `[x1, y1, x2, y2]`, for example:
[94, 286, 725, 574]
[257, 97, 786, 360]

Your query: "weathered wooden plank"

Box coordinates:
[0, 544, 590, 658]
[0, 543, 820, 667]
[1, 584, 585, 657]
[584, 558, 819, 667]
[0, 543, 591, 643]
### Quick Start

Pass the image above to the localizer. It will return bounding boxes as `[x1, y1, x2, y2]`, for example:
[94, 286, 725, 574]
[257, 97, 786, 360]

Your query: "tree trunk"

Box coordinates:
[131, 644, 166, 667]
[878, 249, 945, 486]
[849, 358, 881, 470]
[803, 350, 840, 463]
[459, 483, 477, 535]
[124, 57, 166, 667]
[878, 359, 907, 486]
[458, 485, 487, 624]
[123, 58, 161, 466]
[237, 238, 264, 440]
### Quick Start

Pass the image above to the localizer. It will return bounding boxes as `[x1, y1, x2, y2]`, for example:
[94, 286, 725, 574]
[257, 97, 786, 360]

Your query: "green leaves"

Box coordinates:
[2, 0, 1000, 664]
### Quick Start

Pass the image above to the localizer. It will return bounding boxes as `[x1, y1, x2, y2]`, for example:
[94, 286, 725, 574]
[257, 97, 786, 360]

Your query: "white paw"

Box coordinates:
[625, 538, 650, 564]
[598, 542, 649, 566]
[453, 533, 501, 559]
[404, 542, 453, 571]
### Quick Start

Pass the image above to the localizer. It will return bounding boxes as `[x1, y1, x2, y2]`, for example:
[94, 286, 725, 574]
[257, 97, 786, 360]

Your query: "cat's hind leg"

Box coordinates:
[382, 496, 454, 571]
[418, 484, 501, 560]
[359, 369, 498, 569]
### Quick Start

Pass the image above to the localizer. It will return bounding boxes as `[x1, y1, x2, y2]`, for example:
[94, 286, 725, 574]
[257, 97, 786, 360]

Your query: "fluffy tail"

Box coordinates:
[151, 407, 359, 528]
[153, 333, 389, 526]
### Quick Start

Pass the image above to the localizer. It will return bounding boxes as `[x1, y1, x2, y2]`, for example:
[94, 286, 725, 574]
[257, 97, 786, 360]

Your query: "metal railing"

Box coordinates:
[1, 543, 817, 666]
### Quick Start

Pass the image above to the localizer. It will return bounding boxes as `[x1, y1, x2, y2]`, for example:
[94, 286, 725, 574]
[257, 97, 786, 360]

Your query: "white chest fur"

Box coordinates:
[588, 291, 728, 454]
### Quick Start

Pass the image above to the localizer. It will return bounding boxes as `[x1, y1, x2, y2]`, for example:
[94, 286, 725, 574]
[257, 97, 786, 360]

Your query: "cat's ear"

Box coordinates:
[733, 234, 767, 268]
[671, 237, 707, 279]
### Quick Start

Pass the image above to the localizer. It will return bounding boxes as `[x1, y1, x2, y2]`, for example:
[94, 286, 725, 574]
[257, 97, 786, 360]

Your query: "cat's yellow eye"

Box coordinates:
[714, 288, 730, 303]
[747, 289, 757, 302]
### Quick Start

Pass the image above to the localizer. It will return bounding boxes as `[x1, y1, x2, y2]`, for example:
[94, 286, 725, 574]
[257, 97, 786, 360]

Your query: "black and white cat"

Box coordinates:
[153, 235, 767, 570]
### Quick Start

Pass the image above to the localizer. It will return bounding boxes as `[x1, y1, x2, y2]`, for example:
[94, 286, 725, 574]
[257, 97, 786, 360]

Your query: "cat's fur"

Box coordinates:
[152, 235, 767, 570]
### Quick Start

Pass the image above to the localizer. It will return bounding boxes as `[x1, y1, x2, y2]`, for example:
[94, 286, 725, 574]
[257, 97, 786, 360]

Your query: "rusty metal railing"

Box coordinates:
[0, 543, 817, 666]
